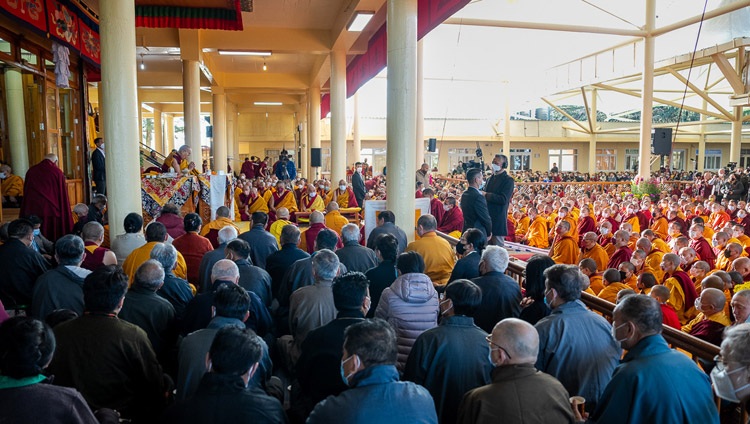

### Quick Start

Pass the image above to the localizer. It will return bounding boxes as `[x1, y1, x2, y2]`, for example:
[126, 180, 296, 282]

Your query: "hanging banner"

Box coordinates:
[46, 0, 79, 50]
[0, 0, 47, 32]
[78, 18, 99, 64]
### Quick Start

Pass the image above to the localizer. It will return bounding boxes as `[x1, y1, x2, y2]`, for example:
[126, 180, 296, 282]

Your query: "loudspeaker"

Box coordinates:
[205, 125, 213, 138]
[427, 138, 437, 152]
[652, 128, 672, 155]
[310, 148, 322, 167]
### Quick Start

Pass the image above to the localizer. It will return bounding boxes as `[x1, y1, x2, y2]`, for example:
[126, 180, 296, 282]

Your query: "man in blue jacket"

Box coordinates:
[307, 319, 438, 424]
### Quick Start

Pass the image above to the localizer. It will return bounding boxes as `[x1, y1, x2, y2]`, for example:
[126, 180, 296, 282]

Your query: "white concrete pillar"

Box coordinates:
[416, 39, 424, 167]
[637, 0, 655, 181]
[100, 0, 141, 239]
[299, 100, 309, 177]
[503, 98, 511, 160]
[164, 114, 175, 153]
[588, 89, 597, 173]
[352, 92, 361, 163]
[4, 68, 29, 177]
[183, 59, 202, 160]
[330, 49, 347, 184]
[212, 90, 227, 174]
[226, 103, 235, 171]
[731, 107, 742, 163]
[386, 0, 418, 242]
[233, 105, 240, 172]
[309, 84, 321, 180]
[153, 108, 163, 154]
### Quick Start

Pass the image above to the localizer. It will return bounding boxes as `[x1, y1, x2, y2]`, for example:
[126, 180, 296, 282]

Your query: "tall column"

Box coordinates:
[637, 0, 656, 181]
[233, 105, 240, 172]
[309, 85, 321, 180]
[503, 98, 511, 159]
[416, 39, 424, 167]
[164, 114, 175, 153]
[352, 92, 361, 163]
[731, 107, 742, 163]
[4, 68, 29, 176]
[100, 0, 141, 239]
[330, 49, 347, 184]
[386, 0, 418, 242]
[183, 59, 202, 159]
[212, 90, 227, 173]
[299, 100, 309, 176]
[153, 108, 163, 153]
[588, 89, 597, 173]
[227, 103, 235, 170]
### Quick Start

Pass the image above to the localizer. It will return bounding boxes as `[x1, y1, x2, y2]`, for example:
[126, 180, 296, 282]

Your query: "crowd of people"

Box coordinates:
[3, 150, 750, 423]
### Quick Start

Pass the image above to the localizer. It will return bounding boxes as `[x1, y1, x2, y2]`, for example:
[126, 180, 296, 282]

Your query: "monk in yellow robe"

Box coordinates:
[299, 185, 325, 212]
[637, 238, 665, 282]
[513, 211, 530, 242]
[649, 209, 669, 240]
[0, 164, 23, 205]
[325, 201, 349, 235]
[598, 269, 631, 304]
[618, 262, 639, 290]
[622, 205, 640, 234]
[579, 258, 603, 295]
[662, 253, 699, 325]
[269, 207, 295, 247]
[550, 221, 578, 265]
[522, 207, 549, 249]
[269, 181, 298, 219]
[239, 186, 269, 221]
[326, 180, 359, 208]
[122, 223, 187, 283]
[161, 145, 195, 173]
[200, 206, 240, 247]
[557, 206, 578, 241]
[579, 232, 609, 272]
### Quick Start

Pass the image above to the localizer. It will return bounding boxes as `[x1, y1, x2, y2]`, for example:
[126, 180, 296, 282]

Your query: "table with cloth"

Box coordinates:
[141, 174, 233, 224]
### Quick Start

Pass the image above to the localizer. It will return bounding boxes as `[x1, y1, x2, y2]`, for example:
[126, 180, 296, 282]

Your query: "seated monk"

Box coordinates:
[324, 201, 349, 235]
[326, 179, 358, 208]
[437, 197, 463, 238]
[80, 221, 117, 271]
[200, 206, 240, 248]
[618, 261, 638, 290]
[522, 206, 549, 249]
[661, 253, 699, 325]
[688, 261, 711, 293]
[423, 188, 444, 224]
[161, 145, 195, 173]
[630, 249, 655, 279]
[641, 229, 671, 254]
[606, 230, 633, 270]
[268, 181, 298, 221]
[598, 268, 631, 304]
[299, 184, 325, 213]
[579, 232, 608, 272]
[681, 287, 731, 346]
[597, 221, 616, 257]
[0, 164, 23, 206]
[579, 258, 603, 295]
[636, 237, 664, 282]
[269, 207, 295, 248]
[239, 185, 269, 221]
[688, 223, 716, 269]
[576, 206, 596, 244]
[299, 211, 342, 254]
[550, 221, 578, 265]
[123, 221, 187, 282]
[637, 272, 657, 296]
[649, 284, 682, 329]
[649, 208, 669, 240]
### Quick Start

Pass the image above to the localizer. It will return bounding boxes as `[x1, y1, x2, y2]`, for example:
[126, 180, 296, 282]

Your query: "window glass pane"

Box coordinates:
[561, 156, 576, 171]
[0, 37, 10, 55]
[20, 48, 37, 65]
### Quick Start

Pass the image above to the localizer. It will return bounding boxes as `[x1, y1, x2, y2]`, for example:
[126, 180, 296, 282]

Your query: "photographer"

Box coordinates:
[725, 171, 744, 201]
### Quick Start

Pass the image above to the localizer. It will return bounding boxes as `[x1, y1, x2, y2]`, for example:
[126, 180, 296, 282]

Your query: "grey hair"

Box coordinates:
[723, 323, 750, 364]
[133, 260, 165, 291]
[211, 259, 239, 283]
[55, 235, 85, 266]
[81, 221, 104, 242]
[341, 224, 360, 243]
[280, 224, 301, 245]
[218, 226, 238, 244]
[150, 243, 178, 272]
[313, 249, 340, 281]
[481, 245, 509, 273]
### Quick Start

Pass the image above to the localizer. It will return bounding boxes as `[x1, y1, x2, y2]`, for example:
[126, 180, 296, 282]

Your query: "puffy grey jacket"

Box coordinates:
[375, 272, 439, 368]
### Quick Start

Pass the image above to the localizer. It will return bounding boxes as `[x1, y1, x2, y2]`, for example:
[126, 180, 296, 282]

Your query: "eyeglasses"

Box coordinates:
[714, 355, 727, 372]
[485, 335, 512, 359]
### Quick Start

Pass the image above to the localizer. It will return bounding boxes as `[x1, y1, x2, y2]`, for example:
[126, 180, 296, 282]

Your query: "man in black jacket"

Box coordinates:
[266, 225, 310, 300]
[470, 246, 522, 333]
[366, 210, 408, 254]
[336, 224, 378, 273]
[91, 137, 106, 195]
[0, 219, 48, 308]
[449, 228, 486, 284]
[460, 168, 492, 238]
[32, 234, 90, 320]
[351, 162, 366, 209]
[238, 212, 278, 269]
[484, 154, 514, 246]
[198, 226, 238, 291]
[225, 239, 272, 307]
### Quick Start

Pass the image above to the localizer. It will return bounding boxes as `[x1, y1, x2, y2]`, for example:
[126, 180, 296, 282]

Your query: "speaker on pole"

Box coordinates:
[651, 128, 672, 156]
[310, 148, 322, 167]
[427, 138, 437, 152]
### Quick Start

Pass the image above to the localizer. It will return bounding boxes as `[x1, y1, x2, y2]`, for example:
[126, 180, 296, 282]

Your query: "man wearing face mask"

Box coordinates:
[659, 253, 699, 325]
[91, 137, 106, 195]
[0, 219, 48, 309]
[351, 162, 366, 209]
[597, 221, 616, 257]
[484, 154, 514, 246]
[688, 223, 716, 270]
[712, 323, 750, 410]
[534, 265, 620, 413]
[581, 295, 719, 424]
[437, 197, 464, 237]
[461, 168, 492, 239]
[458, 318, 575, 424]
[307, 319, 438, 424]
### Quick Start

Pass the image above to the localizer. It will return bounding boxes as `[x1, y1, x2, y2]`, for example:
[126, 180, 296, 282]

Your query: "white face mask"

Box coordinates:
[711, 365, 750, 402]
[491, 163, 502, 172]
[0, 172, 6, 179]
[339, 184, 347, 191]
[309, 192, 316, 198]
[600, 228, 610, 235]
[356, 167, 362, 173]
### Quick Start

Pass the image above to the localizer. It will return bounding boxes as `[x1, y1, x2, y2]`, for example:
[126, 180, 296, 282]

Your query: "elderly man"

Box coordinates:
[415, 163, 431, 188]
[161, 144, 194, 173]
[299, 183, 325, 212]
[635, 237, 664, 283]
[597, 220, 616, 257]
[165, 326, 284, 423]
[111, 213, 147, 266]
[123, 222, 188, 282]
[586, 295, 719, 424]
[299, 210, 341, 254]
[681, 287, 731, 346]
[535, 264, 621, 412]
[48, 266, 172, 422]
[550, 220, 578, 265]
[606, 230, 633, 270]
[406, 214, 456, 286]
[307, 319, 437, 424]
[119, 260, 177, 361]
[324, 201, 350, 235]
[31, 234, 91, 320]
[731, 290, 750, 324]
[0, 219, 48, 308]
[470, 246, 522, 333]
[79, 222, 117, 272]
[0, 163, 23, 206]
[198, 226, 238, 291]
[266, 224, 310, 300]
[172, 213, 214, 289]
[458, 318, 575, 424]
[721, 243, 745, 273]
[678, 246, 699, 275]
[238, 211, 278, 269]
[366, 210, 408, 254]
[151, 242, 193, 319]
[20, 154, 73, 241]
[689, 224, 716, 270]
[579, 231, 609, 271]
[336, 223, 378, 273]
[225, 238, 272, 307]
[660, 253, 699, 325]
[269, 207, 294, 247]
[283, 249, 340, 367]
[326, 179, 358, 208]
[732, 256, 750, 282]
[200, 206, 240, 248]
[405, 279, 492, 424]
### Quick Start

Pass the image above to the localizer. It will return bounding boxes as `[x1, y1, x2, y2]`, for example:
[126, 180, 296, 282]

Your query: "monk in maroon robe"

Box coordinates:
[20, 155, 73, 241]
[606, 230, 633, 270]
[438, 201, 464, 234]
[240, 157, 255, 179]
[689, 232, 716, 270]
[576, 215, 596, 245]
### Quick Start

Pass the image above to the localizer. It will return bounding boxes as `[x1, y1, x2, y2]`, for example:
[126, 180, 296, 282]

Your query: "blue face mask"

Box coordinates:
[340, 355, 355, 386]
[33, 229, 40, 237]
[488, 349, 497, 367]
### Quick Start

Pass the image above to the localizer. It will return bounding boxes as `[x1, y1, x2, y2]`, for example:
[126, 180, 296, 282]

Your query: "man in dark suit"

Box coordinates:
[237, 211, 278, 269]
[351, 162, 366, 209]
[366, 210, 408, 254]
[484, 154, 514, 246]
[460, 168, 492, 238]
[91, 137, 106, 195]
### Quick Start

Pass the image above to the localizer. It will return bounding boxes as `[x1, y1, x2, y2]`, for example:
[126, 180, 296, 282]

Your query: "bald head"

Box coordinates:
[701, 275, 725, 291]
[636, 237, 652, 252]
[733, 257, 750, 277]
[491, 318, 539, 365]
[277, 207, 290, 220]
[211, 259, 239, 284]
[326, 201, 340, 212]
[310, 211, 324, 224]
[614, 230, 629, 246]
[699, 288, 726, 314]
[44, 153, 58, 163]
[650, 285, 671, 303]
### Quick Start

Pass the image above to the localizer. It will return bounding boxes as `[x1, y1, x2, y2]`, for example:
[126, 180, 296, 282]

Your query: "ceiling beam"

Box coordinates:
[711, 53, 746, 95]
[665, 68, 733, 120]
[443, 17, 645, 37]
[200, 27, 332, 54]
